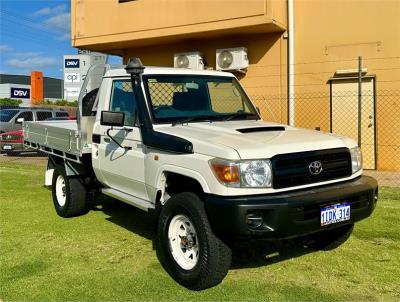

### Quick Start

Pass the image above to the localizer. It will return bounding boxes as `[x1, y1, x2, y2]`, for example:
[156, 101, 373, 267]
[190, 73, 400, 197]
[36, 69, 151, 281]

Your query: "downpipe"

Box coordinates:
[288, 0, 295, 126]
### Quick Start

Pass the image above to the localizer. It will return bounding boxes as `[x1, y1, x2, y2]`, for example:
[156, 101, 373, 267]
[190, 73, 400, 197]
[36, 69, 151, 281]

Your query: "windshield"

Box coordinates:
[0, 109, 19, 122]
[143, 75, 259, 124]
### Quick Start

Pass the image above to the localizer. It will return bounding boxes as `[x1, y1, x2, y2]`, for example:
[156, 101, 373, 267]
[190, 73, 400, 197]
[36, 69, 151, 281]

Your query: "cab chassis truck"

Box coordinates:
[24, 58, 378, 290]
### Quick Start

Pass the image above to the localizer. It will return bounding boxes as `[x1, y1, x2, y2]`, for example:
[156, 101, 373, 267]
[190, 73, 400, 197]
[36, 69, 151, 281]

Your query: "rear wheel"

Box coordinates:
[51, 167, 88, 217]
[157, 192, 231, 290]
[306, 224, 354, 251]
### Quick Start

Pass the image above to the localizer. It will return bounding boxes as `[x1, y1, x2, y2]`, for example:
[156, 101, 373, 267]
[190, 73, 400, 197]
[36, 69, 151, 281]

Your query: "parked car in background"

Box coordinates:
[0, 130, 23, 155]
[45, 116, 76, 121]
[0, 107, 70, 133]
[0, 109, 71, 156]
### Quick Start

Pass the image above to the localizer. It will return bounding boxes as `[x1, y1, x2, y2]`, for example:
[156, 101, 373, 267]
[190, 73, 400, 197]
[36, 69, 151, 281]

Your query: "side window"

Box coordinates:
[56, 112, 69, 117]
[37, 111, 53, 121]
[110, 80, 137, 127]
[15, 111, 33, 124]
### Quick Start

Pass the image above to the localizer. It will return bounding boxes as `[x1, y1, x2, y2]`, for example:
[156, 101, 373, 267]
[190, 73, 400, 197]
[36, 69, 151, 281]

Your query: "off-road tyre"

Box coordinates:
[307, 224, 354, 251]
[157, 192, 231, 290]
[51, 167, 88, 218]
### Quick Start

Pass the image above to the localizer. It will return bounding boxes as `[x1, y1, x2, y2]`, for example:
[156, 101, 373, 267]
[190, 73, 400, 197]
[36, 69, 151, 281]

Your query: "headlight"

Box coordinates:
[350, 147, 363, 173]
[240, 160, 272, 187]
[210, 158, 272, 188]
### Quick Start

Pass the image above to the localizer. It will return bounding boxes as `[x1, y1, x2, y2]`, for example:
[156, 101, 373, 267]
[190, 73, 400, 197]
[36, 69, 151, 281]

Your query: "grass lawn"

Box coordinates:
[1, 162, 399, 301]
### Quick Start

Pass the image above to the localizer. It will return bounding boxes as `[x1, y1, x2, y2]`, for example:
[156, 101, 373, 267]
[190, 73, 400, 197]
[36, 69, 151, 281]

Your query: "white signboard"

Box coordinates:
[64, 87, 80, 98]
[63, 53, 107, 100]
[65, 73, 81, 84]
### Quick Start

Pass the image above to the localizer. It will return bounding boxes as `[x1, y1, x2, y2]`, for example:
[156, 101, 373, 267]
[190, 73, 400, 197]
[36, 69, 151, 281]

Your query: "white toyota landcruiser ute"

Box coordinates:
[24, 58, 378, 290]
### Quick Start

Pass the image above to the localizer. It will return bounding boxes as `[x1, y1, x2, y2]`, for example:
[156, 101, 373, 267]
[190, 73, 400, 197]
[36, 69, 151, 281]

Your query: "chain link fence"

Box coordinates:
[250, 88, 400, 187]
[1, 86, 399, 187]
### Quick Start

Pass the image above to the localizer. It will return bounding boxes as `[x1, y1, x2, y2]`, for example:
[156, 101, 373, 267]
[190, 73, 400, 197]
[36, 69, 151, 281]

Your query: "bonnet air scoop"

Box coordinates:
[236, 126, 285, 133]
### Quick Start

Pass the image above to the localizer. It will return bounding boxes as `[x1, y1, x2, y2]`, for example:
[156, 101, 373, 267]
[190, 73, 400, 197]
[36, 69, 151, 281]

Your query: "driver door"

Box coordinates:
[95, 79, 148, 200]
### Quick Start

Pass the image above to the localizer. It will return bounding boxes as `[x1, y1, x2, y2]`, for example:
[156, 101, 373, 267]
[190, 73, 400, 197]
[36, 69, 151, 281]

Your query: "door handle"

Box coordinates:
[104, 137, 111, 143]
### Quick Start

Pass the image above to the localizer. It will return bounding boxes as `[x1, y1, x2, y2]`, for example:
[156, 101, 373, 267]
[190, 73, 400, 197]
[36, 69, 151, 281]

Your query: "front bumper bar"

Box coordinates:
[204, 176, 378, 239]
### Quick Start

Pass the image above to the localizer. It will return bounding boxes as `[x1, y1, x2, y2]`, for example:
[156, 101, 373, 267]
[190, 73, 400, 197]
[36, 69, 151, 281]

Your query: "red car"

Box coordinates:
[0, 130, 24, 155]
[0, 115, 75, 156]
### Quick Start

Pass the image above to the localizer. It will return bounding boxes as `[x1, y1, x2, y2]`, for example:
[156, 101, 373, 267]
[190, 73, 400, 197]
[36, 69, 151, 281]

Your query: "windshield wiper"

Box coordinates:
[171, 116, 213, 126]
[223, 112, 259, 121]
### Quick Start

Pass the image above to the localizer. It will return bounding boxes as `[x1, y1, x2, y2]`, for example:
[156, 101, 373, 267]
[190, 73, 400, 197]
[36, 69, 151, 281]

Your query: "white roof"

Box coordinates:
[104, 66, 235, 78]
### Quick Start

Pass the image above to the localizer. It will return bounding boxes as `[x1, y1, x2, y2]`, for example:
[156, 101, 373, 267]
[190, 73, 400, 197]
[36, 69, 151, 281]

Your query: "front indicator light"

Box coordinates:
[210, 159, 240, 187]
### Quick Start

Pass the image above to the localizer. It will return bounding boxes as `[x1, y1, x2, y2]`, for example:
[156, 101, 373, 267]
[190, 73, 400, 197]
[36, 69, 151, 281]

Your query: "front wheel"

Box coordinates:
[157, 192, 231, 290]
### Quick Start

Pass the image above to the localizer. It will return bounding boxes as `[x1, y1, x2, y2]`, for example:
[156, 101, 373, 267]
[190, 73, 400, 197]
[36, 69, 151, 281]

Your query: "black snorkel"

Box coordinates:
[125, 57, 193, 154]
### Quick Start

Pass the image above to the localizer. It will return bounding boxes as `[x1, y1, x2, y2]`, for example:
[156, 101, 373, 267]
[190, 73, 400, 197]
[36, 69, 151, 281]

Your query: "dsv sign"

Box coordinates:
[11, 87, 30, 99]
[65, 59, 80, 68]
[65, 73, 81, 83]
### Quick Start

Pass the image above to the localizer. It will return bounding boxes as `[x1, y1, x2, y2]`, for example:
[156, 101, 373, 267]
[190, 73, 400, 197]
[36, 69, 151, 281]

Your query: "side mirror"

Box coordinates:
[16, 117, 24, 124]
[100, 111, 124, 127]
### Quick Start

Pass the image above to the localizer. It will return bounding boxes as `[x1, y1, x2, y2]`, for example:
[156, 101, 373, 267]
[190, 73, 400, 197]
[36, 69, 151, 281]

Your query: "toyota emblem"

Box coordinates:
[308, 160, 323, 175]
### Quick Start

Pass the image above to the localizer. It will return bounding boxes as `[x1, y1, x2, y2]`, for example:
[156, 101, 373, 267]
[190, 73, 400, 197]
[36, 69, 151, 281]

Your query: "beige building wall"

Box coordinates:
[71, 0, 400, 171]
[294, 0, 400, 171]
[71, 0, 289, 124]
[72, 0, 286, 51]
[122, 33, 288, 124]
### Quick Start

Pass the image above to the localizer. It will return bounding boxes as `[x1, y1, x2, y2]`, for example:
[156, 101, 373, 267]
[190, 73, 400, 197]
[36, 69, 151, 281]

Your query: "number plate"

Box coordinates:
[321, 203, 350, 226]
[2, 145, 12, 150]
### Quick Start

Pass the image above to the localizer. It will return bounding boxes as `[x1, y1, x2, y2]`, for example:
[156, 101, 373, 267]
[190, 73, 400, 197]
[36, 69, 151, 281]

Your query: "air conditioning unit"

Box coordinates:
[174, 52, 205, 70]
[216, 47, 249, 71]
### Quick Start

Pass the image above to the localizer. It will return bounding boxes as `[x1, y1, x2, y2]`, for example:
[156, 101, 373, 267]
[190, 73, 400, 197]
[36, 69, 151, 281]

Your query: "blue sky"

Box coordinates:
[0, 0, 121, 79]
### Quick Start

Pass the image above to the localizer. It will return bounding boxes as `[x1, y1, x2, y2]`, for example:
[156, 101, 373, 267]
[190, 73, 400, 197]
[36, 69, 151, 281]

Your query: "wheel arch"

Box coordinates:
[45, 155, 90, 186]
[155, 166, 210, 205]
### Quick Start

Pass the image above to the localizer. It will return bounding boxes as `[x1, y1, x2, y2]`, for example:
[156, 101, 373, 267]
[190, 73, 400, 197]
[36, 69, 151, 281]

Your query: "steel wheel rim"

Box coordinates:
[168, 214, 199, 270]
[55, 175, 66, 207]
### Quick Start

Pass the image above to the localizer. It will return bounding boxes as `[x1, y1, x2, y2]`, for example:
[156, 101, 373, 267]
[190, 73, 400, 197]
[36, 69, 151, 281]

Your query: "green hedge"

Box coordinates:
[43, 99, 78, 107]
[0, 98, 23, 106]
[0, 98, 78, 108]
